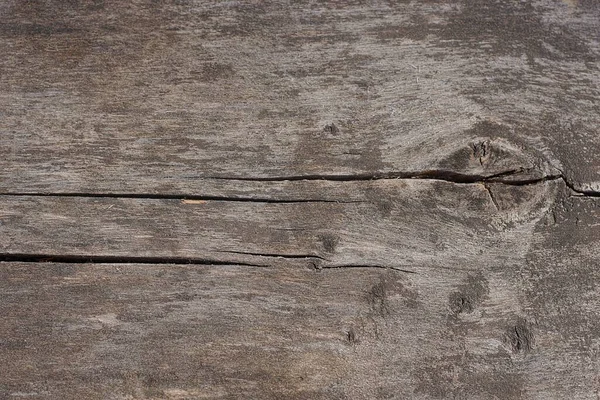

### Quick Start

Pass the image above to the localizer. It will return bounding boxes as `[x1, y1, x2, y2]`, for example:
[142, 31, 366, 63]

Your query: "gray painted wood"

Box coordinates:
[1, 0, 600, 399]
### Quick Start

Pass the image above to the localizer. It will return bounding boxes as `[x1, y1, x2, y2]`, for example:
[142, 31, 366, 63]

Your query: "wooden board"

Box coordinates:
[1, 0, 598, 194]
[1, 186, 600, 399]
[2, 0, 600, 399]
[4, 179, 600, 398]
[0, 180, 558, 268]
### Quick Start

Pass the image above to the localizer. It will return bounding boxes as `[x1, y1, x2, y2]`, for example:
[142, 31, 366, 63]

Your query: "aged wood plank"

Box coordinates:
[1, 186, 600, 400]
[1, 0, 598, 194]
[1, 1, 600, 399]
[0, 262, 473, 399]
[0, 179, 558, 269]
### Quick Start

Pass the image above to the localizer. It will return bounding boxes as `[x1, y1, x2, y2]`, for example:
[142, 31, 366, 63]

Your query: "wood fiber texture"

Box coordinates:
[1, 0, 600, 399]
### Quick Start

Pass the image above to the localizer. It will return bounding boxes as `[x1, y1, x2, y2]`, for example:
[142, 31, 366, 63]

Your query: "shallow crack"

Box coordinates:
[483, 184, 500, 211]
[321, 264, 416, 274]
[215, 250, 330, 261]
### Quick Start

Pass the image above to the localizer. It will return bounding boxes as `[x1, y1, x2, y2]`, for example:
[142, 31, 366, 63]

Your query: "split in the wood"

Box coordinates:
[0, 253, 266, 267]
[564, 181, 600, 198]
[0, 253, 417, 273]
[482, 184, 500, 211]
[0, 192, 364, 204]
[206, 168, 554, 185]
[0, 168, 576, 202]
[216, 250, 330, 261]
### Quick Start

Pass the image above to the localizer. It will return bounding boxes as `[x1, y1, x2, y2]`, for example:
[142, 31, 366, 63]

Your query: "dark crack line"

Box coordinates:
[321, 265, 416, 274]
[563, 179, 600, 198]
[0, 192, 362, 204]
[0, 253, 267, 267]
[2, 171, 598, 200]
[0, 170, 568, 204]
[492, 174, 563, 186]
[215, 250, 330, 261]
[543, 167, 600, 198]
[0, 253, 416, 273]
[205, 169, 572, 187]
[206, 169, 529, 184]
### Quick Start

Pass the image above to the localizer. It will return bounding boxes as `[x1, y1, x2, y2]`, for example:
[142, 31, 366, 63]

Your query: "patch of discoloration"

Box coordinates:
[366, 273, 419, 318]
[415, 354, 525, 399]
[369, 14, 431, 42]
[439, 1, 591, 60]
[345, 326, 358, 345]
[319, 233, 338, 253]
[200, 62, 235, 81]
[448, 273, 489, 315]
[367, 278, 390, 317]
[562, 0, 579, 9]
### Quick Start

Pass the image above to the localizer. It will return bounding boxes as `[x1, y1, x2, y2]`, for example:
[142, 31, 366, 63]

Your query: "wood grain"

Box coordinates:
[2, 0, 600, 399]
[1, 186, 599, 399]
[4, 179, 600, 398]
[1, 0, 597, 194]
[0, 179, 558, 269]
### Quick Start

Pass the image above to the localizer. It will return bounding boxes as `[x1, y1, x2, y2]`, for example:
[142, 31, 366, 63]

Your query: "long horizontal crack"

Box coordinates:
[207, 169, 534, 184]
[321, 264, 416, 274]
[204, 170, 599, 198]
[0, 253, 415, 273]
[0, 170, 567, 203]
[2, 169, 595, 269]
[0, 192, 362, 204]
[0, 253, 266, 267]
[0, 171, 596, 202]
[216, 250, 330, 261]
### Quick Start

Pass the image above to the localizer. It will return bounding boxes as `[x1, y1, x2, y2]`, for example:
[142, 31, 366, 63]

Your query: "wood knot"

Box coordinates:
[323, 123, 339, 135]
[471, 139, 491, 166]
[505, 319, 534, 353]
[346, 327, 357, 344]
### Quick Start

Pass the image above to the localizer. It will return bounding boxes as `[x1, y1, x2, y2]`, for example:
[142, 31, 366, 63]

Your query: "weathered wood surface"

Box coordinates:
[0, 180, 558, 267]
[1, 0, 598, 193]
[1, 0, 600, 399]
[1, 187, 600, 399]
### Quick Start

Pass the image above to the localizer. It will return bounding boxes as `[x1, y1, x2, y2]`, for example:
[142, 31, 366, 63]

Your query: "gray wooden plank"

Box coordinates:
[1, 0, 597, 194]
[0, 179, 559, 269]
[1, 1, 600, 399]
[0, 262, 469, 399]
[2, 186, 600, 400]
[6, 178, 595, 399]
